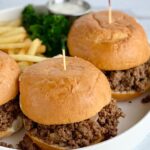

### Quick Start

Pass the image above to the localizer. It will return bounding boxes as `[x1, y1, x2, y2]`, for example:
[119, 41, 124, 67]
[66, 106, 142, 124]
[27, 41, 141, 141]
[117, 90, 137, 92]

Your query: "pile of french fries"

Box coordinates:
[0, 19, 47, 70]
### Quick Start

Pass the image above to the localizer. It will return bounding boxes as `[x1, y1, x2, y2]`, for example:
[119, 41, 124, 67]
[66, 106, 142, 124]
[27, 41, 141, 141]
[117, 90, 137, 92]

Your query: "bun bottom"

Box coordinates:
[0, 116, 23, 139]
[28, 134, 65, 150]
[28, 133, 103, 150]
[112, 84, 150, 101]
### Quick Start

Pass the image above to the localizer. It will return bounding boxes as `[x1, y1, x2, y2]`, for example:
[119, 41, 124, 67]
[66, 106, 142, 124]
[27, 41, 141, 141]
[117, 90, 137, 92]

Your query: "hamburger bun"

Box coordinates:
[28, 132, 103, 150]
[20, 57, 111, 125]
[28, 134, 65, 150]
[68, 10, 150, 71]
[0, 51, 20, 105]
[112, 83, 150, 101]
[0, 116, 23, 139]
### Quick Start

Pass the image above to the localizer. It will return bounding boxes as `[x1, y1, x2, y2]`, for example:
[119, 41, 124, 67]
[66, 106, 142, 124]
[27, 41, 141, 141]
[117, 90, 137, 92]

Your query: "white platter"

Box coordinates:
[0, 6, 150, 150]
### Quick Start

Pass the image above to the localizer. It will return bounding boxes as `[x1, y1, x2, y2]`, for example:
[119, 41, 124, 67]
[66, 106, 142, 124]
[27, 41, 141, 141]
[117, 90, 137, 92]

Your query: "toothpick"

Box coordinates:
[62, 48, 66, 71]
[108, 0, 112, 24]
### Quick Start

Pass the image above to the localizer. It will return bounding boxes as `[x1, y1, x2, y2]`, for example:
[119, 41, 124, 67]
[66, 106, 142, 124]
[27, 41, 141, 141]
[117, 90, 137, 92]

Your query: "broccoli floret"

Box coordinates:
[22, 5, 70, 56]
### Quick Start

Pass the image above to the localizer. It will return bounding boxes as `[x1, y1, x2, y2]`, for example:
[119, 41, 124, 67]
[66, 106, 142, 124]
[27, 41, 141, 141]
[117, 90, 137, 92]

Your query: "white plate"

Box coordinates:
[0, 6, 150, 150]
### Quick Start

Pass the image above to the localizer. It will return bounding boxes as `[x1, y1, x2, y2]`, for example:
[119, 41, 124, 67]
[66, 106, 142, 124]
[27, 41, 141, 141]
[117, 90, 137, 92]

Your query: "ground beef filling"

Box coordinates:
[0, 98, 20, 131]
[23, 100, 124, 149]
[105, 59, 150, 92]
[141, 95, 150, 103]
[19, 135, 41, 150]
[0, 142, 13, 148]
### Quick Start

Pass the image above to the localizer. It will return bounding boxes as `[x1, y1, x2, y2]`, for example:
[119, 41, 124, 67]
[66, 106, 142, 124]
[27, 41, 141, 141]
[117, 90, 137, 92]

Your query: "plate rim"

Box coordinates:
[0, 5, 149, 150]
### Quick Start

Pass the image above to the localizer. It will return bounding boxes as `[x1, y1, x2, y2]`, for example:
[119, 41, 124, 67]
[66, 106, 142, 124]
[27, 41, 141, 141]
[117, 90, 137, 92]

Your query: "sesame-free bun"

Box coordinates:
[112, 83, 150, 101]
[28, 132, 103, 150]
[28, 134, 65, 150]
[112, 91, 141, 101]
[0, 51, 20, 105]
[68, 11, 150, 70]
[0, 116, 23, 139]
[20, 57, 111, 125]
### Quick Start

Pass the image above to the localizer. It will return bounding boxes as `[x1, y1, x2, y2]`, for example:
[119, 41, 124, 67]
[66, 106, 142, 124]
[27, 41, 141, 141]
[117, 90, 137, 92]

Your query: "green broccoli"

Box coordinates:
[22, 5, 70, 56]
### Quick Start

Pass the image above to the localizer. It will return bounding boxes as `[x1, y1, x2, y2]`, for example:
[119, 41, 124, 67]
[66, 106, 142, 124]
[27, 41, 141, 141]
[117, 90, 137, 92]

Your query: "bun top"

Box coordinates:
[0, 51, 20, 105]
[68, 11, 150, 70]
[20, 57, 111, 125]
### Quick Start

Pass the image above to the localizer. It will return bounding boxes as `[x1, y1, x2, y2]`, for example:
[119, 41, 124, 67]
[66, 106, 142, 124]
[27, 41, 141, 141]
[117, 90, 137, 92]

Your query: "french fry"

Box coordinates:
[0, 20, 47, 67]
[18, 61, 30, 71]
[18, 48, 26, 54]
[0, 41, 30, 49]
[8, 49, 16, 54]
[28, 62, 33, 65]
[8, 48, 22, 54]
[0, 34, 27, 43]
[27, 38, 41, 55]
[10, 54, 47, 62]
[25, 38, 32, 44]
[37, 45, 46, 54]
[2, 27, 26, 37]
[0, 27, 14, 34]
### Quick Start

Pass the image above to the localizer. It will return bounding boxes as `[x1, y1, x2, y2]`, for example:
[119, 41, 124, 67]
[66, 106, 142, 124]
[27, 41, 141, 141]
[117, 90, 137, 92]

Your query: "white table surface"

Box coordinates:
[0, 0, 150, 150]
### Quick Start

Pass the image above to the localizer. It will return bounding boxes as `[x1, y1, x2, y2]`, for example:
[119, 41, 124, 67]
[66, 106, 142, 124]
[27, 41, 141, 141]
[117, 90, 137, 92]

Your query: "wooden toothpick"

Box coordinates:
[62, 48, 66, 71]
[108, 0, 112, 24]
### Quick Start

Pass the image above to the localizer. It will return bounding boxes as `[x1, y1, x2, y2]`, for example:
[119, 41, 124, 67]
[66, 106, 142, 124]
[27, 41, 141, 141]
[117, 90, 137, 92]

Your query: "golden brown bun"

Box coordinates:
[20, 57, 111, 125]
[0, 116, 23, 139]
[28, 134, 103, 150]
[112, 91, 141, 101]
[0, 51, 20, 105]
[68, 10, 150, 70]
[28, 133, 103, 150]
[28, 134, 65, 150]
[112, 83, 150, 101]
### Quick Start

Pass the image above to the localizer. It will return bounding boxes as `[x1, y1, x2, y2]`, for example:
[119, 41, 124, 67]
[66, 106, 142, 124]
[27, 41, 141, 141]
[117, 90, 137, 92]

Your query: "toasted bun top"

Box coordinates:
[68, 11, 150, 70]
[20, 57, 111, 125]
[0, 51, 20, 105]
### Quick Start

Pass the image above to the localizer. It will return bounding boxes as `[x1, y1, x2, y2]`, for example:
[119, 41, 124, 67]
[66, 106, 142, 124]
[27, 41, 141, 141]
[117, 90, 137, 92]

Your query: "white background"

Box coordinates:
[0, 0, 150, 150]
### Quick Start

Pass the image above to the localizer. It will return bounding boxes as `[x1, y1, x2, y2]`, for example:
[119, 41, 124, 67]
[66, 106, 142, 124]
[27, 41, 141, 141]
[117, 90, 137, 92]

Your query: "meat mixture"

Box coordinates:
[105, 59, 150, 92]
[19, 135, 41, 150]
[141, 95, 150, 103]
[0, 142, 13, 148]
[0, 98, 21, 131]
[23, 100, 124, 149]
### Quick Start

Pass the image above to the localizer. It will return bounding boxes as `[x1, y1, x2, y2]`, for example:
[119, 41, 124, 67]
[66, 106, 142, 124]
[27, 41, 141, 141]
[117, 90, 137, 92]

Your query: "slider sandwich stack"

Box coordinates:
[68, 11, 150, 101]
[19, 57, 123, 149]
